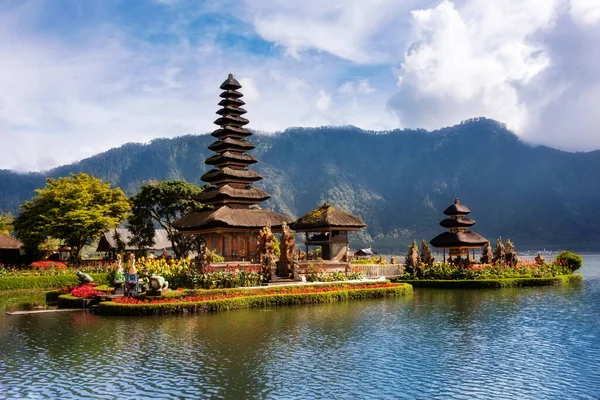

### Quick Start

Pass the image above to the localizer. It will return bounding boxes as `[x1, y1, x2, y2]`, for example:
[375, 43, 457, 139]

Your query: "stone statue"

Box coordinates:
[279, 222, 296, 278]
[493, 237, 506, 264]
[505, 239, 519, 266]
[128, 253, 137, 276]
[405, 240, 420, 277]
[197, 244, 213, 272]
[419, 240, 435, 267]
[258, 223, 276, 280]
[480, 240, 493, 264]
[148, 274, 169, 295]
[534, 252, 545, 265]
[76, 271, 93, 284]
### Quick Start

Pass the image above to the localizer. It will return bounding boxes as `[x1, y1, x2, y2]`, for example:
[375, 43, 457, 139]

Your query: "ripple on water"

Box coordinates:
[1, 260, 600, 399]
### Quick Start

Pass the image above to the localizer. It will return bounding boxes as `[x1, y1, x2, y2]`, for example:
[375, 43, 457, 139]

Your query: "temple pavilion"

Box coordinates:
[430, 198, 487, 262]
[172, 74, 292, 261]
[291, 203, 366, 262]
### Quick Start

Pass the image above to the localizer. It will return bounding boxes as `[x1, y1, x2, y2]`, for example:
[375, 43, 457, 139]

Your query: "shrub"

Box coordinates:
[554, 251, 583, 272]
[0, 273, 110, 291]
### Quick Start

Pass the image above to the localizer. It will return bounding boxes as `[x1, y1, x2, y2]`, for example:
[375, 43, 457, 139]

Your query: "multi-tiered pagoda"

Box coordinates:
[430, 198, 487, 262]
[173, 74, 291, 261]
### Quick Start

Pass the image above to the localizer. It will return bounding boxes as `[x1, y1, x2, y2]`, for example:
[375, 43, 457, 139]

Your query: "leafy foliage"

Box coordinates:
[554, 251, 584, 272]
[0, 212, 14, 235]
[13, 173, 130, 262]
[127, 180, 206, 258]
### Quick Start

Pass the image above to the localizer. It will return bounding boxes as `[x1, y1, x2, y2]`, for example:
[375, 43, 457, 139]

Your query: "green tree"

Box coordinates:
[127, 180, 206, 259]
[14, 173, 130, 262]
[0, 212, 14, 235]
[555, 251, 583, 272]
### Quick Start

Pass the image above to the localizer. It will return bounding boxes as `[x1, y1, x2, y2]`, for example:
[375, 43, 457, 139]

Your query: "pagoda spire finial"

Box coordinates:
[454, 198, 460, 204]
[228, 73, 233, 79]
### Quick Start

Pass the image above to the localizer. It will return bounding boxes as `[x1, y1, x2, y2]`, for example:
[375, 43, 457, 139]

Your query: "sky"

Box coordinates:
[1, 0, 599, 171]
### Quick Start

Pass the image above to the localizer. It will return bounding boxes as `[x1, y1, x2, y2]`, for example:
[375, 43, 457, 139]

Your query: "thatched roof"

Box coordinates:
[211, 127, 251, 138]
[291, 203, 366, 232]
[443, 198, 471, 216]
[430, 231, 487, 249]
[218, 98, 245, 107]
[0, 233, 22, 249]
[219, 73, 242, 90]
[196, 185, 270, 204]
[217, 106, 247, 116]
[173, 207, 293, 232]
[439, 217, 476, 229]
[219, 89, 243, 99]
[205, 151, 257, 167]
[201, 167, 262, 184]
[96, 229, 172, 252]
[214, 115, 249, 127]
[208, 138, 255, 153]
[354, 248, 374, 257]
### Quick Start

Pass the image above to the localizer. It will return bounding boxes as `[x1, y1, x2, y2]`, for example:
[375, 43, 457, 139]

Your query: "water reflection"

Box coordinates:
[0, 257, 599, 399]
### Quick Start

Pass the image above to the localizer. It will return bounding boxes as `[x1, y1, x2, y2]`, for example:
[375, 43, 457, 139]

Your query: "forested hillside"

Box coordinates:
[2, 118, 599, 252]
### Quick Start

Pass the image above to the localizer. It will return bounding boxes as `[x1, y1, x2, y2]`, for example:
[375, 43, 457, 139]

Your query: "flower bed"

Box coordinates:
[97, 281, 413, 316]
[303, 265, 365, 282]
[29, 261, 68, 270]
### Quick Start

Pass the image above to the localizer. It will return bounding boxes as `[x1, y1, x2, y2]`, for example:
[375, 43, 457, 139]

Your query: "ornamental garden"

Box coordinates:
[0, 74, 584, 316]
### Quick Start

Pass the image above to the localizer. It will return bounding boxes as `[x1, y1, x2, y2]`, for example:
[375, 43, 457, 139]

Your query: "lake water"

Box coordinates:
[1, 255, 599, 399]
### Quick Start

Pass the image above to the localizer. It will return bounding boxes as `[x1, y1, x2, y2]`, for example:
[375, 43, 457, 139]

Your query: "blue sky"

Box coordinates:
[1, 0, 599, 171]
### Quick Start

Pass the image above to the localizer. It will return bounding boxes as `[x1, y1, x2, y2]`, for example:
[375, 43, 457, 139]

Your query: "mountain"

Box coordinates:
[2, 118, 600, 253]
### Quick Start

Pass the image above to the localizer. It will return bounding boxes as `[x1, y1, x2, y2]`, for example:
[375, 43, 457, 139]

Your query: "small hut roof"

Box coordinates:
[172, 207, 293, 231]
[96, 229, 172, 252]
[196, 185, 270, 203]
[354, 248, 374, 257]
[0, 233, 22, 249]
[291, 203, 366, 232]
[443, 198, 471, 216]
[429, 231, 487, 249]
[439, 217, 476, 228]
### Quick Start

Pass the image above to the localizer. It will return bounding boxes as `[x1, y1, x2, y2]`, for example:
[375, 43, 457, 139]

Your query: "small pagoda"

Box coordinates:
[173, 74, 291, 261]
[291, 203, 366, 262]
[430, 198, 487, 262]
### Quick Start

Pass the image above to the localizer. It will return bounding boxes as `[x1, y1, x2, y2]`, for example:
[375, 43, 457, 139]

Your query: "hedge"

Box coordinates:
[57, 293, 86, 308]
[0, 273, 110, 291]
[396, 274, 583, 289]
[97, 284, 413, 316]
[138, 280, 394, 301]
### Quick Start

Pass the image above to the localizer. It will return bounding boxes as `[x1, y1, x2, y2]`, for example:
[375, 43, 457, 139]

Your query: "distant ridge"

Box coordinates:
[1, 118, 599, 252]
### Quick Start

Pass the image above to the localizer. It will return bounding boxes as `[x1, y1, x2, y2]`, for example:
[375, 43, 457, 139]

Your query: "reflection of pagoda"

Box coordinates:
[430, 198, 487, 262]
[173, 74, 291, 261]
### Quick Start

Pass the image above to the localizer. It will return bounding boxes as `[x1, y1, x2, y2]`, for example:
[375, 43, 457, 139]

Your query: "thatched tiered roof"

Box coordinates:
[430, 198, 487, 249]
[291, 203, 366, 232]
[172, 73, 291, 233]
[197, 73, 266, 208]
[0, 233, 22, 249]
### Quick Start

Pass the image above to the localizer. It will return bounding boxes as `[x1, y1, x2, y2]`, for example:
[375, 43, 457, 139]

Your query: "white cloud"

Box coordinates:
[570, 0, 600, 25]
[338, 79, 376, 94]
[315, 90, 332, 113]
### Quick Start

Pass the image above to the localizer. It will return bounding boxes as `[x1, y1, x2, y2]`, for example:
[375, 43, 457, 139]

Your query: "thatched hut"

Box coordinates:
[173, 74, 292, 261]
[291, 203, 366, 261]
[96, 228, 172, 257]
[0, 233, 22, 265]
[430, 198, 487, 262]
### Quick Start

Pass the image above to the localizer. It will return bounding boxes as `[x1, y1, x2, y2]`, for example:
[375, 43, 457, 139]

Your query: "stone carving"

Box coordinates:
[405, 240, 421, 277]
[504, 239, 519, 266]
[480, 240, 493, 264]
[534, 252, 545, 265]
[258, 223, 276, 280]
[197, 244, 213, 272]
[493, 237, 506, 264]
[419, 240, 435, 267]
[279, 222, 296, 279]
[76, 271, 93, 284]
[148, 274, 169, 295]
